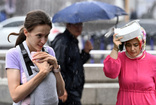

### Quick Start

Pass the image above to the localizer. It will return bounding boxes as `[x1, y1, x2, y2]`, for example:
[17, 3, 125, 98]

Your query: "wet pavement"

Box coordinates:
[0, 102, 11, 105]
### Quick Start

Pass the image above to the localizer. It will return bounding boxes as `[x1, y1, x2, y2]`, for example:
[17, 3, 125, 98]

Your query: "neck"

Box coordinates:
[125, 51, 143, 59]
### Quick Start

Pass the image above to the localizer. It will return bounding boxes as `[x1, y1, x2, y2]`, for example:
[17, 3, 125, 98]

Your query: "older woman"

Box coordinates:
[103, 25, 156, 105]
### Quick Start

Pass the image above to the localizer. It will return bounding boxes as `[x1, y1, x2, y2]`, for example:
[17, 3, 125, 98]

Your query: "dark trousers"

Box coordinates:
[58, 99, 82, 105]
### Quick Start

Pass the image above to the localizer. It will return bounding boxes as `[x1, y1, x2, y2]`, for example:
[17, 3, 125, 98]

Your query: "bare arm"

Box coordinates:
[54, 71, 65, 97]
[7, 61, 52, 103]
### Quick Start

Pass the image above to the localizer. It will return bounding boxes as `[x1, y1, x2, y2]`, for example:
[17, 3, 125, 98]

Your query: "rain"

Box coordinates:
[1, 0, 156, 105]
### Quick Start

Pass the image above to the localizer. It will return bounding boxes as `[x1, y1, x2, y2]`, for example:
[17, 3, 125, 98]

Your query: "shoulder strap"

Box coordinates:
[19, 43, 34, 76]
[42, 47, 48, 53]
[19, 43, 48, 76]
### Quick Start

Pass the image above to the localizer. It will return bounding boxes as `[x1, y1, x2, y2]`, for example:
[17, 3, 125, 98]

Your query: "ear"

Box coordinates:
[23, 28, 28, 36]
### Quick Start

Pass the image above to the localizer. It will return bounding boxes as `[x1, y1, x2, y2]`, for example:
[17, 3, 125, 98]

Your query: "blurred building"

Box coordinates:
[129, 0, 156, 19]
[11, 0, 125, 17]
[1, 0, 156, 20]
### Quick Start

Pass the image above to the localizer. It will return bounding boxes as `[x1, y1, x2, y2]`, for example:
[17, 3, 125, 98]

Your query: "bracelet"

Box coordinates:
[53, 65, 61, 73]
[113, 47, 119, 51]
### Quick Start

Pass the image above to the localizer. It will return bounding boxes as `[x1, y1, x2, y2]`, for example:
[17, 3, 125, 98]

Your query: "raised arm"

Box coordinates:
[110, 33, 123, 59]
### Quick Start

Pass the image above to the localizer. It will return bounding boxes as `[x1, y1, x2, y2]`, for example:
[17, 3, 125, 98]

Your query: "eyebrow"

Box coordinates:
[126, 42, 139, 44]
[125, 42, 139, 46]
[134, 43, 139, 44]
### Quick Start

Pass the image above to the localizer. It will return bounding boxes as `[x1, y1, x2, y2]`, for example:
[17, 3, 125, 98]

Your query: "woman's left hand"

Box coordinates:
[31, 52, 58, 68]
[59, 90, 68, 103]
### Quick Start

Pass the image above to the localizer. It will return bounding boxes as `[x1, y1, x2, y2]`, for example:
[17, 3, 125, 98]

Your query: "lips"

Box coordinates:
[131, 53, 136, 56]
[37, 44, 43, 49]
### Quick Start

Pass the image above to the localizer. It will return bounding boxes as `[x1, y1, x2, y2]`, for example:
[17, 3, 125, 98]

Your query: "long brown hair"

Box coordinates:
[7, 10, 52, 47]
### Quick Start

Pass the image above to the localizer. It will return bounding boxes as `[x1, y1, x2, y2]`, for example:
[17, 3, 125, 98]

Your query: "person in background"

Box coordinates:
[103, 25, 156, 105]
[130, 8, 138, 19]
[4, 0, 16, 18]
[51, 22, 93, 105]
[5, 10, 65, 105]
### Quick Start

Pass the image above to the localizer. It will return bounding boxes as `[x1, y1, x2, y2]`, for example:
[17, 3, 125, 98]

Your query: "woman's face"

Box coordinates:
[125, 38, 141, 58]
[25, 24, 51, 52]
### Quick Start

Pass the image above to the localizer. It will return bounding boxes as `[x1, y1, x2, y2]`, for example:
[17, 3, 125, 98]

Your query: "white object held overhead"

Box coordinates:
[115, 20, 142, 42]
[105, 20, 142, 42]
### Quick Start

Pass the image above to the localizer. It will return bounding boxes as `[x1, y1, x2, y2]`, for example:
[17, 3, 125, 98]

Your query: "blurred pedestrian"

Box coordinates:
[4, 0, 16, 18]
[130, 8, 138, 19]
[51, 22, 93, 105]
[103, 21, 156, 105]
[5, 10, 65, 105]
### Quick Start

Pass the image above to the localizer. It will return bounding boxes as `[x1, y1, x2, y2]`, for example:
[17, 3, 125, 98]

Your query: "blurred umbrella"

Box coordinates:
[52, 1, 127, 24]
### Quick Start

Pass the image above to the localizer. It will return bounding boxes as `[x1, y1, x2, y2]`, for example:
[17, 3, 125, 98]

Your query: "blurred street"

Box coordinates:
[0, 102, 11, 105]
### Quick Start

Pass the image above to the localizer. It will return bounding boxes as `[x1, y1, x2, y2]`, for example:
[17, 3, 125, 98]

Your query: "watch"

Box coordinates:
[53, 65, 61, 73]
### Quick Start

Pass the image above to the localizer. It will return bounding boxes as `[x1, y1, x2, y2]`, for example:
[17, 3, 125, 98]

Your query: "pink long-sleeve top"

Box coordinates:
[103, 51, 156, 105]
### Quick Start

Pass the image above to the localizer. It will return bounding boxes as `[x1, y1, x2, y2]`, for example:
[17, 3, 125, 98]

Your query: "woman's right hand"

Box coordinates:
[31, 52, 58, 69]
[113, 33, 123, 48]
[109, 33, 123, 59]
[32, 60, 53, 75]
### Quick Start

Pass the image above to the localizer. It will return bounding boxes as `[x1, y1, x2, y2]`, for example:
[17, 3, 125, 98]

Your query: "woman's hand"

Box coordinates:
[113, 33, 123, 50]
[113, 33, 123, 47]
[109, 33, 123, 59]
[32, 52, 58, 69]
[59, 90, 68, 103]
[32, 60, 53, 74]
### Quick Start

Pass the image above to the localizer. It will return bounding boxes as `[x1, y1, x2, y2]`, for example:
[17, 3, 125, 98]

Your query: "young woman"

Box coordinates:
[5, 10, 65, 105]
[103, 26, 156, 105]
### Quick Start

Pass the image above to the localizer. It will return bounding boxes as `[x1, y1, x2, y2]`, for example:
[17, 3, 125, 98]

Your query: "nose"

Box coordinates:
[41, 37, 47, 44]
[131, 45, 135, 51]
